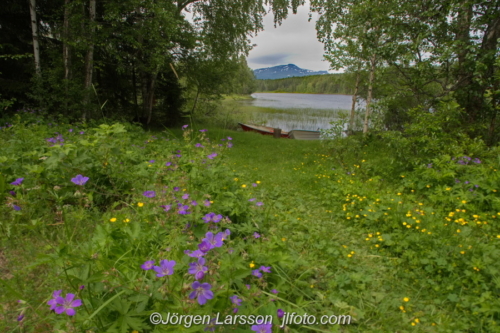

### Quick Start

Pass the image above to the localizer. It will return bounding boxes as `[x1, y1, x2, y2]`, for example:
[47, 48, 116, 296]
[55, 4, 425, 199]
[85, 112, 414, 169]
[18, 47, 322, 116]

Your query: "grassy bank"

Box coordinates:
[1, 109, 499, 332]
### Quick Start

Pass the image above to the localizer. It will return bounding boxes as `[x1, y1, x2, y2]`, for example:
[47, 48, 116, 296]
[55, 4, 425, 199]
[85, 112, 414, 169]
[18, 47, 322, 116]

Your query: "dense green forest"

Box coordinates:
[255, 73, 353, 95]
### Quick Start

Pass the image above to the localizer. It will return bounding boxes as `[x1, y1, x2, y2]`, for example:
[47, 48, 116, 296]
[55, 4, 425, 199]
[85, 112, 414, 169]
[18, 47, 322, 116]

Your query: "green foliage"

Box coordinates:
[256, 74, 353, 95]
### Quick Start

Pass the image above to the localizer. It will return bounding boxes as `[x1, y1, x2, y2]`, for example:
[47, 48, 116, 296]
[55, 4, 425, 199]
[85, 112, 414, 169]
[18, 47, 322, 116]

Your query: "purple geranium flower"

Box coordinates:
[251, 319, 272, 333]
[249, 198, 256, 202]
[141, 260, 155, 270]
[149, 160, 155, 163]
[230, 295, 242, 307]
[204, 199, 211, 207]
[79, 131, 84, 135]
[13, 205, 21, 211]
[173, 187, 180, 191]
[252, 183, 257, 187]
[182, 125, 188, 129]
[227, 137, 232, 140]
[47, 290, 62, 311]
[69, 129, 73, 133]
[202, 212, 223, 223]
[182, 193, 190, 200]
[200, 129, 207, 132]
[189, 281, 214, 305]
[10, 178, 24, 186]
[277, 309, 284, 318]
[256, 202, 264, 207]
[253, 232, 260, 239]
[195, 143, 204, 148]
[252, 269, 263, 278]
[9, 191, 16, 197]
[198, 241, 212, 253]
[178, 205, 190, 215]
[71, 175, 89, 186]
[271, 289, 278, 294]
[161, 205, 171, 212]
[53, 293, 82, 316]
[186, 249, 206, 258]
[165, 162, 172, 167]
[153, 259, 176, 277]
[207, 153, 218, 160]
[202, 232, 224, 249]
[143, 191, 156, 198]
[17, 314, 24, 321]
[191, 200, 198, 206]
[188, 258, 209, 280]
[260, 266, 271, 273]
[228, 143, 233, 148]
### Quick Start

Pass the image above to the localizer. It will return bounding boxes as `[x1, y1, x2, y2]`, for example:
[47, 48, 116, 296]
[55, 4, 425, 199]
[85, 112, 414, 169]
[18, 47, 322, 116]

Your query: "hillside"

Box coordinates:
[253, 64, 328, 80]
[255, 73, 353, 95]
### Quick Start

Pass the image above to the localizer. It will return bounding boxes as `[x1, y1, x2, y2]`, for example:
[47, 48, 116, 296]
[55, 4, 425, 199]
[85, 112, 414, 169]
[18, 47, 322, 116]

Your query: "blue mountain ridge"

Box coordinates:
[253, 64, 328, 80]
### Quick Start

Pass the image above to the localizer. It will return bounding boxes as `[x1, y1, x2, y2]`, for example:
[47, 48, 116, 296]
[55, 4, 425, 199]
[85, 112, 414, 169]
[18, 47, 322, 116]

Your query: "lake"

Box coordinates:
[238, 93, 362, 132]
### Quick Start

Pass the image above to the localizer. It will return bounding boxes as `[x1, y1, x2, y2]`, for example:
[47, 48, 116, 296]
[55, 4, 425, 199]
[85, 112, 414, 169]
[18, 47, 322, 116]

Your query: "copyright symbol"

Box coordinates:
[150, 312, 162, 325]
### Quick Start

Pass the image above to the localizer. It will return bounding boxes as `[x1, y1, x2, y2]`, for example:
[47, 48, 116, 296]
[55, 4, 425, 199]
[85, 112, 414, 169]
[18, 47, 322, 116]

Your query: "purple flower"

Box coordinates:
[251, 319, 272, 333]
[202, 232, 224, 249]
[252, 269, 263, 278]
[188, 258, 208, 280]
[182, 125, 189, 130]
[153, 259, 176, 277]
[233, 308, 239, 313]
[47, 290, 62, 311]
[10, 178, 24, 186]
[69, 129, 73, 133]
[230, 295, 242, 306]
[195, 143, 204, 148]
[17, 314, 24, 321]
[79, 285, 85, 290]
[260, 266, 271, 273]
[256, 202, 264, 207]
[254, 232, 260, 239]
[473, 158, 481, 164]
[202, 212, 223, 223]
[13, 205, 21, 211]
[161, 205, 171, 212]
[165, 162, 172, 166]
[182, 194, 190, 200]
[227, 137, 232, 141]
[9, 191, 16, 197]
[271, 289, 278, 294]
[204, 199, 211, 207]
[191, 200, 198, 206]
[200, 129, 207, 132]
[176, 154, 182, 158]
[149, 160, 155, 163]
[252, 183, 257, 187]
[249, 198, 256, 202]
[186, 250, 206, 258]
[228, 143, 233, 148]
[71, 175, 89, 186]
[79, 131, 84, 135]
[198, 241, 211, 253]
[143, 191, 156, 198]
[178, 205, 190, 215]
[189, 281, 214, 305]
[53, 293, 82, 316]
[173, 187, 180, 192]
[207, 153, 218, 160]
[141, 260, 155, 270]
[427, 163, 433, 168]
[277, 309, 284, 318]
[465, 181, 470, 184]
[225, 229, 231, 236]
[245, 284, 251, 290]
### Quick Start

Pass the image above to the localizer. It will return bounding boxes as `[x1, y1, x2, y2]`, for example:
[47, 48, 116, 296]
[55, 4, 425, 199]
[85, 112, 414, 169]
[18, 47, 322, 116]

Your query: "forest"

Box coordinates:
[255, 73, 353, 95]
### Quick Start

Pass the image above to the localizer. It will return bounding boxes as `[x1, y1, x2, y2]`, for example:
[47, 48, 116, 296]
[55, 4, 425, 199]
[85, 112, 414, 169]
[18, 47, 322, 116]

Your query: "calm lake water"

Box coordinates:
[247, 93, 355, 110]
[239, 93, 362, 132]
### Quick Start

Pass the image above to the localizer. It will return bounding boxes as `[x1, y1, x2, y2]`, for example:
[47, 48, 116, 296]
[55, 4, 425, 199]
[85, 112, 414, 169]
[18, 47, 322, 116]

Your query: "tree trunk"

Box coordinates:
[145, 73, 157, 125]
[349, 68, 361, 135]
[63, 0, 72, 110]
[363, 54, 376, 134]
[29, 0, 41, 76]
[82, 0, 96, 120]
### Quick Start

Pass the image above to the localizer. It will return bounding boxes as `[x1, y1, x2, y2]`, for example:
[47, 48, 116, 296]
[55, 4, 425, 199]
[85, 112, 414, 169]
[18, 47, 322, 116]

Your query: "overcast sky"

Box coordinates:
[246, 3, 331, 72]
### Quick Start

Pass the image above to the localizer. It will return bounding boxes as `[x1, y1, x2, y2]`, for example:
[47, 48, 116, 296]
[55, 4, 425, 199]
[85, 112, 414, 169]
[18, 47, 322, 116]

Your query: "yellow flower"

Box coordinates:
[411, 323, 416, 326]
[138, 202, 144, 207]
[403, 297, 410, 302]
[460, 251, 465, 254]
[414, 318, 420, 323]
[241, 184, 247, 188]
[347, 254, 352, 258]
[310, 285, 314, 288]
[399, 306, 404, 311]
[124, 218, 130, 223]
[401, 175, 405, 178]
[446, 188, 451, 191]
[397, 193, 401, 195]
[462, 200, 467, 204]
[256, 181, 261, 184]
[249, 261, 255, 268]
[282, 237, 286, 242]
[110, 217, 117, 222]
[234, 178, 238, 181]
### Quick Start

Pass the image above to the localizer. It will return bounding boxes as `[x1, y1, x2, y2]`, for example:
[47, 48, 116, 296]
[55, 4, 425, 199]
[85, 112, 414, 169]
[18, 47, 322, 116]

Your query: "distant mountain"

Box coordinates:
[253, 64, 328, 80]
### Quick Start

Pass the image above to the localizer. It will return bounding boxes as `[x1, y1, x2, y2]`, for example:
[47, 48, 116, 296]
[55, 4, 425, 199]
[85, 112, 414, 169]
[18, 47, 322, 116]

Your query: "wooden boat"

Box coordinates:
[288, 129, 321, 140]
[238, 123, 289, 138]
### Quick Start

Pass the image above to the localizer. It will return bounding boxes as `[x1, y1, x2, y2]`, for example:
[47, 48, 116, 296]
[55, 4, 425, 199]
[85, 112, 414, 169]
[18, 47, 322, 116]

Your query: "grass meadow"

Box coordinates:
[1, 106, 500, 333]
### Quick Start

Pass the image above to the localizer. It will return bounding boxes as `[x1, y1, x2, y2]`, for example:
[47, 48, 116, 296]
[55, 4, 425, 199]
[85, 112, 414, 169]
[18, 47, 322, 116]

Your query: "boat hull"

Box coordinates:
[238, 123, 290, 138]
[288, 130, 321, 140]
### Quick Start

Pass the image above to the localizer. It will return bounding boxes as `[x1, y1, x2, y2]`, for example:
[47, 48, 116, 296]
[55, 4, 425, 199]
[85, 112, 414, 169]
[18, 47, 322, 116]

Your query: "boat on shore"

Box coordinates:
[288, 129, 321, 140]
[238, 123, 290, 138]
